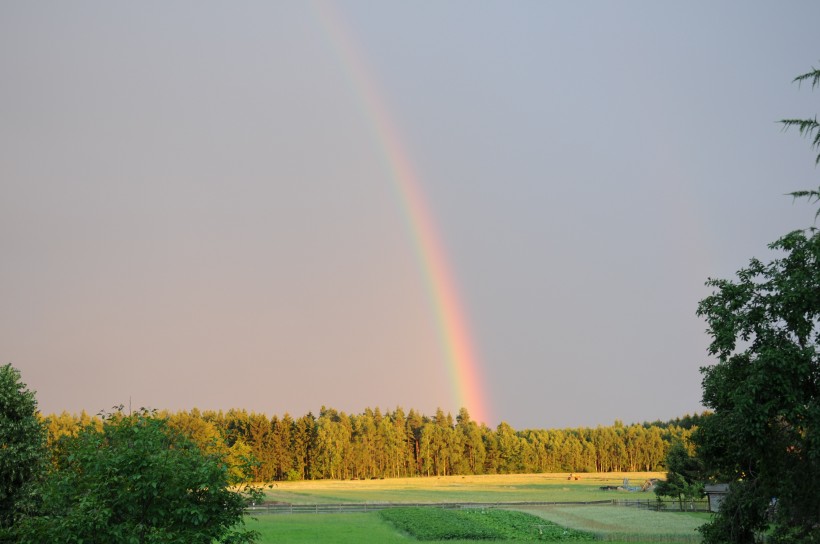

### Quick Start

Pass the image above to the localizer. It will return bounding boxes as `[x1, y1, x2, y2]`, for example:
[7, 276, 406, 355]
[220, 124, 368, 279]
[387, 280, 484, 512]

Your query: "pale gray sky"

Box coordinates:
[2, 1, 819, 428]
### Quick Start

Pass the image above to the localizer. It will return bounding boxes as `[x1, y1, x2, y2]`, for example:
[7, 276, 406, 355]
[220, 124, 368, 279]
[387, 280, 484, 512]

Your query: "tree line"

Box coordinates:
[42, 406, 699, 482]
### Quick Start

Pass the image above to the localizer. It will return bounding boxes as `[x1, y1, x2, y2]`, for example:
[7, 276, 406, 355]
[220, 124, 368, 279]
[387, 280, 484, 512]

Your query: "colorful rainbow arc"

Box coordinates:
[313, 4, 490, 425]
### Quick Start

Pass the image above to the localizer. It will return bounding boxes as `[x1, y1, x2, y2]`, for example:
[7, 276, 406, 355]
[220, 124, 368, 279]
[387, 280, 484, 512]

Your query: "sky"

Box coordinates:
[2, 1, 819, 430]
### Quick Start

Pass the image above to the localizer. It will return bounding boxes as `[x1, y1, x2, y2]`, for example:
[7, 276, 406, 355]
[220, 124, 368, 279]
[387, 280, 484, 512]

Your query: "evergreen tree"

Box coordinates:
[654, 442, 704, 510]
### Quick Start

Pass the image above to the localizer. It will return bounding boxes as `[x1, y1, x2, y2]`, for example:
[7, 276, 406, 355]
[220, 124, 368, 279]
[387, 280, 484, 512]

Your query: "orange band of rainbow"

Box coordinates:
[313, 3, 490, 424]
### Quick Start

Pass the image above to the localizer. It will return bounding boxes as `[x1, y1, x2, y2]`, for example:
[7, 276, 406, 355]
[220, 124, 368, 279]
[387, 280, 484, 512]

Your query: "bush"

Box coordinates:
[14, 408, 259, 544]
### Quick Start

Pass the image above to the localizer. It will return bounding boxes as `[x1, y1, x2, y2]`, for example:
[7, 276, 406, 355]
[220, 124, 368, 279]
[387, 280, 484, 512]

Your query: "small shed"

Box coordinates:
[704, 483, 729, 512]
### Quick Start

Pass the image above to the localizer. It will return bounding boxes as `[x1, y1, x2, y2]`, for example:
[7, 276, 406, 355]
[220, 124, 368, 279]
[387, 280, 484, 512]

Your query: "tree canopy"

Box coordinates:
[41, 406, 694, 481]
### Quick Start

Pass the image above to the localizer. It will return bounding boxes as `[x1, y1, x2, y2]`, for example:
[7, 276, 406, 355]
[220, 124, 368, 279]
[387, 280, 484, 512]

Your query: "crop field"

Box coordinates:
[379, 507, 595, 541]
[246, 473, 710, 543]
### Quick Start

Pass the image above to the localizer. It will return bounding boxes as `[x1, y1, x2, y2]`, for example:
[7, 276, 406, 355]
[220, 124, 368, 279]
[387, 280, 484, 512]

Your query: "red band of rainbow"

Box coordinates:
[313, 2, 490, 424]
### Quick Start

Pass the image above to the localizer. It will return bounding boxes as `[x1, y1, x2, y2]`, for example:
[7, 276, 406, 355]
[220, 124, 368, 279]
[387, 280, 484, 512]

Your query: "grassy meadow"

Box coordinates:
[245, 472, 710, 543]
[259, 472, 666, 504]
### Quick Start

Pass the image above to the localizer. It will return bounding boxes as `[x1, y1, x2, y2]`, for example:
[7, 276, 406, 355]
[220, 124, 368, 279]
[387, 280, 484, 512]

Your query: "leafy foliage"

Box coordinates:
[0, 364, 46, 541]
[15, 407, 260, 544]
[695, 229, 820, 542]
[697, 480, 771, 544]
[378, 507, 595, 541]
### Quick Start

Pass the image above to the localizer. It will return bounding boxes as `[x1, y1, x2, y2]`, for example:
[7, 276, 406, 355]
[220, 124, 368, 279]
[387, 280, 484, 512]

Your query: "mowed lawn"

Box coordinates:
[246, 473, 710, 543]
[246, 513, 409, 544]
[246, 508, 707, 543]
[520, 505, 708, 541]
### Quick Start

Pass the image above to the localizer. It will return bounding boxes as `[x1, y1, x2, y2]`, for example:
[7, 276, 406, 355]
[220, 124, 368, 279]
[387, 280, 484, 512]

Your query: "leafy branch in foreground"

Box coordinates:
[780, 114, 820, 165]
[789, 187, 820, 222]
[781, 65, 820, 221]
[781, 66, 820, 163]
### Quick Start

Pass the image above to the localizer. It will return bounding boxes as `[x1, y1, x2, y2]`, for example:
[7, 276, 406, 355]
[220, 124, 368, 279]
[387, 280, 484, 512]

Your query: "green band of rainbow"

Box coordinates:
[314, 2, 490, 424]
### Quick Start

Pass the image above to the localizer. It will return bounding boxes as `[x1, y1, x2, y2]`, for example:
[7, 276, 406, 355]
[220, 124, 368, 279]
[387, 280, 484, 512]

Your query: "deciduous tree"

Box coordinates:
[695, 228, 820, 542]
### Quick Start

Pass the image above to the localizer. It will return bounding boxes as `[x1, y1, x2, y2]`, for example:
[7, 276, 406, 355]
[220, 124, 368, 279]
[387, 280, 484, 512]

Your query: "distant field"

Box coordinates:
[261, 472, 666, 504]
[247, 473, 709, 543]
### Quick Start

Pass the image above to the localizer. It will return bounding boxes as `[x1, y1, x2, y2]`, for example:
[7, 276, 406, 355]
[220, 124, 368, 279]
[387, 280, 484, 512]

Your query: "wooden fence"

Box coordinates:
[245, 500, 614, 515]
[616, 498, 709, 512]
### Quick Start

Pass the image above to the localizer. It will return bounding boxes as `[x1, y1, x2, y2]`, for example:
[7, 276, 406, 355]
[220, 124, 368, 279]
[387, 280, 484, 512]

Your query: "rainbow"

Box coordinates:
[313, 3, 490, 424]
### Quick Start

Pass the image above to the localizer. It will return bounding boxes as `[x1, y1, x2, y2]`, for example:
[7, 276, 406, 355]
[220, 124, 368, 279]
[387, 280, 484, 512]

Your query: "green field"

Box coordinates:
[246, 507, 706, 543]
[246, 473, 709, 543]
[520, 506, 708, 541]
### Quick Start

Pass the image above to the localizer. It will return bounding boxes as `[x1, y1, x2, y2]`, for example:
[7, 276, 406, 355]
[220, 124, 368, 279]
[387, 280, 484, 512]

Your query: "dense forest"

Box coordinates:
[41, 407, 703, 482]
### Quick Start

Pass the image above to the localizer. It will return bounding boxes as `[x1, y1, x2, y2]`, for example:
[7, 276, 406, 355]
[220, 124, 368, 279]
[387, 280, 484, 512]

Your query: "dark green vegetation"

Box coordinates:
[0, 364, 46, 542]
[44, 407, 697, 482]
[696, 228, 820, 543]
[379, 507, 595, 541]
[14, 408, 260, 544]
[693, 66, 820, 542]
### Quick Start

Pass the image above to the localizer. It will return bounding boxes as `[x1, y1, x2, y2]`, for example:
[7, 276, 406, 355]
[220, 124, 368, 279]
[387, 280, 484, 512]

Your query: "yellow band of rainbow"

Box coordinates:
[313, 2, 490, 424]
